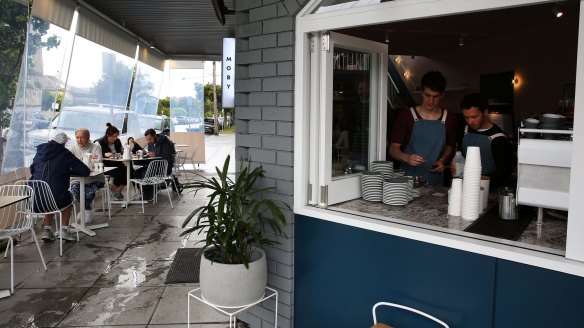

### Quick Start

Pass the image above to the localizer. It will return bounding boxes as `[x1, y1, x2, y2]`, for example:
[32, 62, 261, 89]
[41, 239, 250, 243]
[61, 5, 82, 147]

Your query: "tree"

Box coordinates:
[90, 55, 133, 107]
[157, 96, 170, 116]
[204, 83, 222, 117]
[1, 1, 61, 116]
[0, 1, 28, 115]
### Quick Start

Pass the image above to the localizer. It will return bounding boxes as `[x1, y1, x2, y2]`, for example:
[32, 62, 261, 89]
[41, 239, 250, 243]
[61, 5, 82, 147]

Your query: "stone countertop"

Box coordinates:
[331, 186, 566, 254]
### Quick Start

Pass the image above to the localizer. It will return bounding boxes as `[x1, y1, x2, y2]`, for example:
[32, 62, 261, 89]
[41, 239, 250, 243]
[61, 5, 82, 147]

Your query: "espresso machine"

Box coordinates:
[516, 128, 573, 226]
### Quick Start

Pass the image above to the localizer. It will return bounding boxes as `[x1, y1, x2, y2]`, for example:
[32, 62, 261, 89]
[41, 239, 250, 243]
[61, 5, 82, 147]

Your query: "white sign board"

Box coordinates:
[222, 38, 235, 108]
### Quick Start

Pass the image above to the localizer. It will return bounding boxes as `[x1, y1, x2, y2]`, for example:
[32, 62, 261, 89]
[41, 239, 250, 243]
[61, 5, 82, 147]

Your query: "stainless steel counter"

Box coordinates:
[331, 186, 566, 254]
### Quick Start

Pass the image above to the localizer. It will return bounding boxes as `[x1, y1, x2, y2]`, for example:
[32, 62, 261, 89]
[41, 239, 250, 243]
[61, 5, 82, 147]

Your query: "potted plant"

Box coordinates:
[180, 155, 288, 307]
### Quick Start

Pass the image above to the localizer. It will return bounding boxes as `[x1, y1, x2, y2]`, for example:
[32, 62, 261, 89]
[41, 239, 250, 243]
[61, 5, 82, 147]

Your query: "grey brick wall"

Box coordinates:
[234, 0, 306, 326]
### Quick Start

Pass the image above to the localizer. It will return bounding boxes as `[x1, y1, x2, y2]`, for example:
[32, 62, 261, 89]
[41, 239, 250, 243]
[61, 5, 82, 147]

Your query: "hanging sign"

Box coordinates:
[222, 38, 235, 108]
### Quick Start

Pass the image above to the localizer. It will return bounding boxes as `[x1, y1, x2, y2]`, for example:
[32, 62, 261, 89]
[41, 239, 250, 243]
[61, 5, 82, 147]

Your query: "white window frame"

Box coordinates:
[294, 0, 584, 276]
[315, 32, 387, 207]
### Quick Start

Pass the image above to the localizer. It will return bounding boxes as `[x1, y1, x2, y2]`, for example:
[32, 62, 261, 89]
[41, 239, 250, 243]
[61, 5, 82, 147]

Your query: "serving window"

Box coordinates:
[295, 0, 584, 273]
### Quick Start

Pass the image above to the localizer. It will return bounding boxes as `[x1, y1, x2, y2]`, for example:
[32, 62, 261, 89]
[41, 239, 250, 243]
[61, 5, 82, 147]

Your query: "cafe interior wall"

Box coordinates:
[393, 13, 578, 121]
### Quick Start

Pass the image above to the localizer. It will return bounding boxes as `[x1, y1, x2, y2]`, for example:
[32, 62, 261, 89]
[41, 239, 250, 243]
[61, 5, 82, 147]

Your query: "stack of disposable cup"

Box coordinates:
[479, 187, 485, 214]
[448, 178, 463, 216]
[461, 146, 482, 220]
[480, 176, 490, 212]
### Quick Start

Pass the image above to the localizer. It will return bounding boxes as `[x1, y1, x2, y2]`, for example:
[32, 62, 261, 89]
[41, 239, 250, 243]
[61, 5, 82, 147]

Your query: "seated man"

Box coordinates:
[30, 132, 90, 241]
[69, 128, 103, 224]
[144, 128, 175, 175]
[453, 93, 514, 188]
[135, 128, 178, 199]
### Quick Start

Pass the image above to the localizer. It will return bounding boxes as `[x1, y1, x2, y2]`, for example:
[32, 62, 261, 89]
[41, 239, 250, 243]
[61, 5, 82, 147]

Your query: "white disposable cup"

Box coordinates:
[461, 165, 481, 220]
[465, 146, 482, 169]
[448, 178, 463, 216]
[480, 176, 490, 211]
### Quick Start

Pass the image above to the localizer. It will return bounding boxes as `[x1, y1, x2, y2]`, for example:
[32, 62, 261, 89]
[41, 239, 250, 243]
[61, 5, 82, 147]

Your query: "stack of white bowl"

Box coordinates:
[382, 178, 410, 206]
[541, 113, 567, 140]
[522, 118, 540, 139]
[393, 169, 405, 178]
[448, 178, 463, 216]
[461, 146, 482, 220]
[361, 171, 383, 202]
[404, 176, 414, 201]
[371, 161, 394, 179]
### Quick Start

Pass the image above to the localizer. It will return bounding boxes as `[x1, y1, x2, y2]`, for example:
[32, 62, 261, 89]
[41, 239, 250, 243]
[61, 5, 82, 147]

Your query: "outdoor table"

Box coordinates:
[0, 194, 30, 299]
[70, 167, 115, 236]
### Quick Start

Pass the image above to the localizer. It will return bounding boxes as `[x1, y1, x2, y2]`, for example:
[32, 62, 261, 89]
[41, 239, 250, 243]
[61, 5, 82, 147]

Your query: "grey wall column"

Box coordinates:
[234, 0, 306, 327]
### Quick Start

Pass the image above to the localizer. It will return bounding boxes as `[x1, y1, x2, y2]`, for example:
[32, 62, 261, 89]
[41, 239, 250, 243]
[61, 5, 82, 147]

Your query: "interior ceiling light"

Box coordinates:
[149, 40, 155, 49]
[553, 6, 563, 18]
[458, 35, 464, 46]
[385, 32, 389, 43]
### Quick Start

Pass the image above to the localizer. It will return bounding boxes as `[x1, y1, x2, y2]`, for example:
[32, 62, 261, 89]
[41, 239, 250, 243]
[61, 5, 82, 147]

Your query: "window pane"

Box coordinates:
[0, 0, 28, 173]
[169, 68, 205, 133]
[127, 60, 164, 137]
[2, 13, 70, 173]
[60, 36, 133, 139]
[313, 0, 381, 14]
[332, 47, 370, 177]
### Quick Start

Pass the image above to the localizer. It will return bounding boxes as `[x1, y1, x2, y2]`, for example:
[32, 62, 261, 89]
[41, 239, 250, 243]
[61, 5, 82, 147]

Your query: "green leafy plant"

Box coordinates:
[180, 155, 288, 268]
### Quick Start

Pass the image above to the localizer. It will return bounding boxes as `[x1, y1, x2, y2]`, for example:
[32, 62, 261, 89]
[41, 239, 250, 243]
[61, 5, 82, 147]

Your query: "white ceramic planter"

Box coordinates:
[199, 248, 267, 307]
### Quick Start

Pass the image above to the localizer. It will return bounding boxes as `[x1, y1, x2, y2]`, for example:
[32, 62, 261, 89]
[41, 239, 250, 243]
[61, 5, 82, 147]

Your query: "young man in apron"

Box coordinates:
[389, 71, 457, 186]
[453, 93, 514, 188]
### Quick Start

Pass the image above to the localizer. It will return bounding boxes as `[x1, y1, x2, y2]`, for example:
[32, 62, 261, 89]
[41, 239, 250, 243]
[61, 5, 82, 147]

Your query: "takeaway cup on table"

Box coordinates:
[448, 178, 463, 217]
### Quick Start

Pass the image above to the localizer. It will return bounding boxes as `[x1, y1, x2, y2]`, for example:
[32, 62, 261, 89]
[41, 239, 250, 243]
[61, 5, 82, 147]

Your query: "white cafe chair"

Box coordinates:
[16, 180, 78, 256]
[0, 184, 47, 294]
[174, 145, 199, 182]
[129, 159, 174, 213]
[372, 302, 449, 328]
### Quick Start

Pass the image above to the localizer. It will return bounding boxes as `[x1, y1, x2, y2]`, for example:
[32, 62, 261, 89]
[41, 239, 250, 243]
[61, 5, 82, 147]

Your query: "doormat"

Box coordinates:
[464, 205, 535, 241]
[165, 248, 202, 284]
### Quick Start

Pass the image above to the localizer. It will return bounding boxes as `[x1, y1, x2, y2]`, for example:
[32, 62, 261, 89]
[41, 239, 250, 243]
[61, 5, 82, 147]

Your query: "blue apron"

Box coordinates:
[401, 107, 447, 186]
[462, 126, 506, 176]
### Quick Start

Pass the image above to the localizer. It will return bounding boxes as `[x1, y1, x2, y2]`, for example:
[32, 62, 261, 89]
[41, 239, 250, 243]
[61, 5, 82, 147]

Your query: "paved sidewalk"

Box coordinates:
[193, 133, 235, 174]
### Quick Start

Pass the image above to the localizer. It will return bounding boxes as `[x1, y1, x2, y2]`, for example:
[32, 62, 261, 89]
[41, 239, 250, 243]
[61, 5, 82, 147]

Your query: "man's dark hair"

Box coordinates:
[460, 93, 489, 112]
[144, 128, 156, 137]
[421, 71, 446, 94]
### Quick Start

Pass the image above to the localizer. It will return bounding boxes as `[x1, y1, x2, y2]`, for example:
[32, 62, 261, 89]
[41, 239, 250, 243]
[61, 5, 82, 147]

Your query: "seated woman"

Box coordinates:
[127, 136, 143, 154]
[69, 128, 103, 224]
[94, 123, 126, 201]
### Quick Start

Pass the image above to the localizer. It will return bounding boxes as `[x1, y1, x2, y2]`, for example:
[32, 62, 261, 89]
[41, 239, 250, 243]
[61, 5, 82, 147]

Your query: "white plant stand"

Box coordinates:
[187, 287, 278, 328]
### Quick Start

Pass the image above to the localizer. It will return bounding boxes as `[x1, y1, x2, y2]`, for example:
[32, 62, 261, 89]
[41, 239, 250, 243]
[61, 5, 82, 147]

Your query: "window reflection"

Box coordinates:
[313, 0, 381, 14]
[169, 68, 205, 133]
[60, 36, 132, 139]
[2, 14, 70, 173]
[127, 61, 164, 137]
[332, 48, 371, 177]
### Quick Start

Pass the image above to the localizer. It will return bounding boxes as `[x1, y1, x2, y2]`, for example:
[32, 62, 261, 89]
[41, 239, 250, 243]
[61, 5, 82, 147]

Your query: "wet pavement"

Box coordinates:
[0, 134, 237, 327]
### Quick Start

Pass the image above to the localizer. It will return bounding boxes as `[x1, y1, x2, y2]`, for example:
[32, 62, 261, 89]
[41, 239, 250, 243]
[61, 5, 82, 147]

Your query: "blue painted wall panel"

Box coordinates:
[295, 215, 496, 327]
[494, 259, 584, 327]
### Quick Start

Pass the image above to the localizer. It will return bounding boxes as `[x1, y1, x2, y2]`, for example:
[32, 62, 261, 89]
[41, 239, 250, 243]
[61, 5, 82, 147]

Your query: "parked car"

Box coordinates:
[27, 106, 127, 149]
[204, 117, 223, 134]
[31, 112, 52, 129]
[138, 114, 170, 136]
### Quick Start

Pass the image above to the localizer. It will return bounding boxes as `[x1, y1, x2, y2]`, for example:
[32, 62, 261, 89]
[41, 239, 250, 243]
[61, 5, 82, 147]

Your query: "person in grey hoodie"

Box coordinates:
[30, 132, 90, 242]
